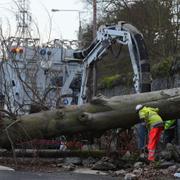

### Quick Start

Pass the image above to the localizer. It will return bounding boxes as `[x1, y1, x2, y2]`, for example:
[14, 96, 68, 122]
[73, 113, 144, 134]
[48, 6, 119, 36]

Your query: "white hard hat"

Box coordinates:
[135, 104, 143, 111]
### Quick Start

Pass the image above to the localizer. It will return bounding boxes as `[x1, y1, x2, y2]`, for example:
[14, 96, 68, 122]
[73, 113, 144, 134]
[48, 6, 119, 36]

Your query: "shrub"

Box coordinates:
[151, 57, 173, 78]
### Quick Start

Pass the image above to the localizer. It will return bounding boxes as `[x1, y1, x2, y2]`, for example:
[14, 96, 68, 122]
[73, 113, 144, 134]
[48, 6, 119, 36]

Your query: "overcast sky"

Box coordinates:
[0, 0, 91, 42]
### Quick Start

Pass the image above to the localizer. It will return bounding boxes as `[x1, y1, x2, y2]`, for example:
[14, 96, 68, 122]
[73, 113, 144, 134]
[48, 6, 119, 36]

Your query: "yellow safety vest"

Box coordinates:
[139, 106, 163, 130]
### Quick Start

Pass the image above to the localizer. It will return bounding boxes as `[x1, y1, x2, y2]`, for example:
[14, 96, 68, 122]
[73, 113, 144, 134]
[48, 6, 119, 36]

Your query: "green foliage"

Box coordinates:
[81, 0, 179, 88]
[121, 152, 140, 163]
[101, 74, 120, 88]
[100, 73, 133, 89]
[82, 0, 179, 59]
[81, 24, 93, 48]
[151, 57, 173, 78]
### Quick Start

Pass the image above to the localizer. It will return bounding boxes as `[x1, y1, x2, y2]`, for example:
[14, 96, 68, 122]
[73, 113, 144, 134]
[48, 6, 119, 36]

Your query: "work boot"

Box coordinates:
[148, 160, 156, 168]
[148, 160, 160, 168]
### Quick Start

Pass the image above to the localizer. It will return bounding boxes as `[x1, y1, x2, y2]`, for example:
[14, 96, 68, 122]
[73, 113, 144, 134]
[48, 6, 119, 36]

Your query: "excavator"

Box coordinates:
[73, 21, 151, 105]
[28, 21, 151, 107]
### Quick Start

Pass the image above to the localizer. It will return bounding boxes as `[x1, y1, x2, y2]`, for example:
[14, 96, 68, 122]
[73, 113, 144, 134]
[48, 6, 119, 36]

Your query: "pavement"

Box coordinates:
[0, 171, 119, 180]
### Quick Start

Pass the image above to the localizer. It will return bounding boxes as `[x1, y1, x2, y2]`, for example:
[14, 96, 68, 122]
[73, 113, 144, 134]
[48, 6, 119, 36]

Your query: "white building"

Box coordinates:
[0, 38, 82, 114]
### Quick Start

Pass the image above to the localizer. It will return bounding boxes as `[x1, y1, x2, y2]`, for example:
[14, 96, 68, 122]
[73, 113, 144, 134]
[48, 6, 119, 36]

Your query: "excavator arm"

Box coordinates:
[73, 22, 151, 105]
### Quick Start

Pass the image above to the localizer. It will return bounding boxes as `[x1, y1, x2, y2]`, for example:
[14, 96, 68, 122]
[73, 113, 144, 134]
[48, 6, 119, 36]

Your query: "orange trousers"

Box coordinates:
[147, 127, 164, 161]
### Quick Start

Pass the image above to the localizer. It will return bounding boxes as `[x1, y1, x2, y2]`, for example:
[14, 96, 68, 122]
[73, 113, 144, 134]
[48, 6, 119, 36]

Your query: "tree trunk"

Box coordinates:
[1, 87, 180, 149]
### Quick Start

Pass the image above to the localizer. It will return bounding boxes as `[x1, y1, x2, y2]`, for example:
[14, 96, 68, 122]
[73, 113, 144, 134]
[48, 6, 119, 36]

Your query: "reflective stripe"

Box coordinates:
[151, 121, 164, 128]
[148, 156, 154, 158]
[148, 150, 155, 158]
[149, 153, 155, 155]
[149, 150, 155, 152]
[149, 155, 155, 157]
[148, 114, 156, 119]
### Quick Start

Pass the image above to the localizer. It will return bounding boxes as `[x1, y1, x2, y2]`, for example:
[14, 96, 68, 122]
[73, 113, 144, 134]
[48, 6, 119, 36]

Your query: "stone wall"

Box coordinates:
[98, 74, 180, 96]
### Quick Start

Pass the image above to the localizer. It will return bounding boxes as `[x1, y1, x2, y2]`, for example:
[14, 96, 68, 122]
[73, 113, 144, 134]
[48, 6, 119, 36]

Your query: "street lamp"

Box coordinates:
[51, 9, 85, 45]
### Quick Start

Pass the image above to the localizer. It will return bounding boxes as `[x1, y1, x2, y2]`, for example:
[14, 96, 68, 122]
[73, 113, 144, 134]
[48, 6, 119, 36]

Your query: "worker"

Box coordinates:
[164, 119, 176, 144]
[135, 104, 164, 161]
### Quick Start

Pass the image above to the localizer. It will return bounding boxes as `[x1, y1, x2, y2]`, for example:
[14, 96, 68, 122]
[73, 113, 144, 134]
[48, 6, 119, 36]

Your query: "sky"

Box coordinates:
[0, 0, 91, 42]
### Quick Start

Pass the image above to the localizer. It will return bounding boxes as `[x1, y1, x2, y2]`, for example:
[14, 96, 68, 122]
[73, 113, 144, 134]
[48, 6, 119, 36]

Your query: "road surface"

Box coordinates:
[0, 171, 119, 180]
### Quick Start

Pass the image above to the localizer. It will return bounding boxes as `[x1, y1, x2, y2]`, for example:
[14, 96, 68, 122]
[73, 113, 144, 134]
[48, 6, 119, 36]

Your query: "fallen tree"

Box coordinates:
[0, 149, 105, 158]
[0, 87, 180, 149]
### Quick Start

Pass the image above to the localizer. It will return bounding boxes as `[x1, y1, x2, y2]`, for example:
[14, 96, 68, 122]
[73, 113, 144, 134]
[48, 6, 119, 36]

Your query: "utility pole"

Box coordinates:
[16, 0, 32, 39]
[92, 0, 97, 97]
[78, 12, 83, 48]
[93, 0, 97, 39]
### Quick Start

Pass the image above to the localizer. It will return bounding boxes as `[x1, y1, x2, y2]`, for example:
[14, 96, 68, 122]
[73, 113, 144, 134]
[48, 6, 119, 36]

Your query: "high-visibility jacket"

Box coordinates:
[164, 120, 176, 130]
[138, 106, 164, 130]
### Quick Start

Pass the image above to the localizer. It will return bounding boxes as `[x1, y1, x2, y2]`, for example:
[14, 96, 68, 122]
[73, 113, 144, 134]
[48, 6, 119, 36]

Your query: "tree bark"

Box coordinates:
[1, 87, 180, 149]
[0, 149, 105, 158]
